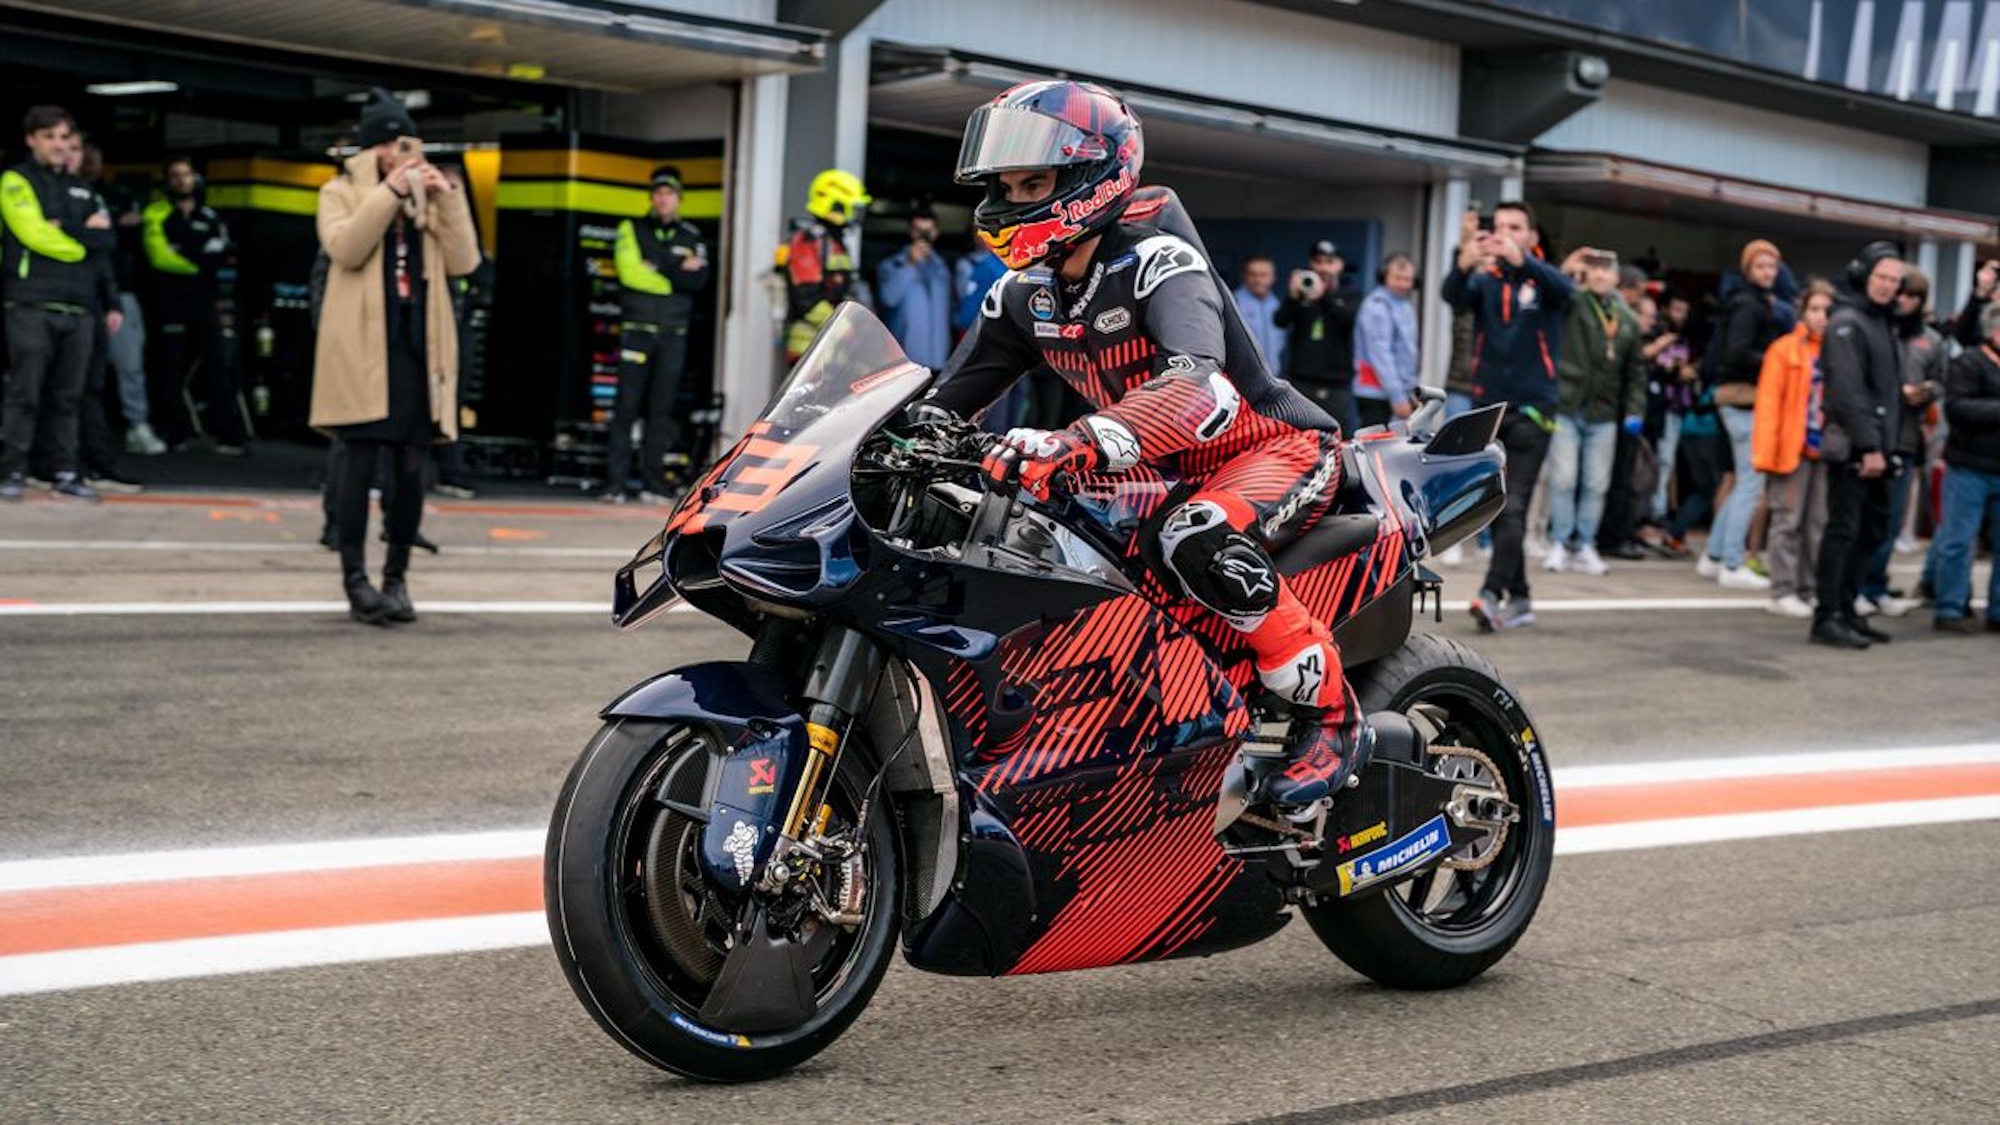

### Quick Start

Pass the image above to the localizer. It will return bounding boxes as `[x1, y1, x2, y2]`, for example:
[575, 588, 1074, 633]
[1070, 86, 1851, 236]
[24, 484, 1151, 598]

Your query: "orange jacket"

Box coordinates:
[1752, 322, 1821, 475]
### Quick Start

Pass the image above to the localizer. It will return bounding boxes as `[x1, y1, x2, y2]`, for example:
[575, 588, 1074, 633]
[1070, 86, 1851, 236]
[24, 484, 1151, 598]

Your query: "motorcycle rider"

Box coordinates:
[929, 80, 1372, 814]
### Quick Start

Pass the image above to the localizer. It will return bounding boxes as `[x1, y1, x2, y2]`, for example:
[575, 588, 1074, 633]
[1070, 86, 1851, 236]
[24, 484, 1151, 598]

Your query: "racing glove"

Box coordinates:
[984, 425, 1100, 500]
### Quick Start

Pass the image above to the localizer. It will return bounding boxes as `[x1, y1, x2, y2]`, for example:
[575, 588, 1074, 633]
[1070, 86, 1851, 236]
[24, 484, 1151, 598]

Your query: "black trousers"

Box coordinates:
[1815, 463, 1892, 625]
[333, 438, 428, 574]
[152, 290, 242, 445]
[1597, 428, 1641, 550]
[3, 305, 92, 477]
[1295, 380, 1355, 436]
[1481, 408, 1554, 600]
[77, 314, 120, 477]
[606, 321, 689, 494]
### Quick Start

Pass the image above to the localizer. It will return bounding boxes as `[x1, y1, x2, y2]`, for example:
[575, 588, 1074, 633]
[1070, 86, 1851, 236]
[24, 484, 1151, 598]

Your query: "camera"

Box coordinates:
[1294, 269, 1322, 297]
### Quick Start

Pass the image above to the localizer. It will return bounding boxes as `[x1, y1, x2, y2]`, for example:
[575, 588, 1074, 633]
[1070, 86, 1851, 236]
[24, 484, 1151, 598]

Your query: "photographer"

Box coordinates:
[1274, 239, 1359, 431]
[310, 89, 480, 626]
[877, 207, 951, 370]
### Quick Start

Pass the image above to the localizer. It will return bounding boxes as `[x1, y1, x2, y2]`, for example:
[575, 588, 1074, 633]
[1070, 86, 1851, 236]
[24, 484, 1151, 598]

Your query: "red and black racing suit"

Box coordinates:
[929, 187, 1364, 803]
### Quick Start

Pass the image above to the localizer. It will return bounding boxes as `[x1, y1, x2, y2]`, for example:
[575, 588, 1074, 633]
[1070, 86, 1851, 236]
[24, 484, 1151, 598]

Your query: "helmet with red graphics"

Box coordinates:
[955, 80, 1144, 270]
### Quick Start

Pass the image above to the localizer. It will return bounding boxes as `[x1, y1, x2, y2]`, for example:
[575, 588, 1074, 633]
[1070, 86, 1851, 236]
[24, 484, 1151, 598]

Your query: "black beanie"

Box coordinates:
[649, 165, 683, 191]
[357, 88, 417, 148]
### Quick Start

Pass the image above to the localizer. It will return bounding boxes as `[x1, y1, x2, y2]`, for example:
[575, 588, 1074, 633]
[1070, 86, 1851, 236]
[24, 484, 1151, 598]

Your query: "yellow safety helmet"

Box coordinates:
[805, 168, 872, 226]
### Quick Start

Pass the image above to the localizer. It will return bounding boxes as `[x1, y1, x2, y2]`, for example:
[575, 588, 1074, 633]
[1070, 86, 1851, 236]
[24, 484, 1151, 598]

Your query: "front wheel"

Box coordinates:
[545, 718, 901, 1082]
[1302, 634, 1556, 989]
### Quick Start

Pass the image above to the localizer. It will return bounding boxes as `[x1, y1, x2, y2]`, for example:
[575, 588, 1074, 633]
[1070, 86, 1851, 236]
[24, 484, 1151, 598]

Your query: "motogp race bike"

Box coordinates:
[546, 304, 1556, 1082]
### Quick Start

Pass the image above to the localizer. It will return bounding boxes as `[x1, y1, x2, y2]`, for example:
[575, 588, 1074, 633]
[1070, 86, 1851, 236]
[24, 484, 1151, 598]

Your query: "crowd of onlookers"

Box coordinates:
[1, 105, 256, 504]
[1207, 202, 1999, 645]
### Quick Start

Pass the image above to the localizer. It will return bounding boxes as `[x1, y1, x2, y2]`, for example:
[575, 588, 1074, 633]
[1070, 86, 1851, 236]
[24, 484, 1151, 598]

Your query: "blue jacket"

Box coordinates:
[1232, 285, 1286, 373]
[952, 247, 1009, 334]
[1353, 284, 1419, 404]
[1443, 254, 1575, 410]
[878, 245, 952, 369]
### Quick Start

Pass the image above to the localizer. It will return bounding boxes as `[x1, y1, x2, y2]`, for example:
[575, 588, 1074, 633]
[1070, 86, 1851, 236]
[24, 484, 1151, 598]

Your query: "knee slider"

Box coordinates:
[1160, 500, 1280, 616]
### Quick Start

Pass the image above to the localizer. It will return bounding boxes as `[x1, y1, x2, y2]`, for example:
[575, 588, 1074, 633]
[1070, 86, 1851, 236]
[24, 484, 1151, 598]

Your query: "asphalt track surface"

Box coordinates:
[3, 492, 1997, 1122]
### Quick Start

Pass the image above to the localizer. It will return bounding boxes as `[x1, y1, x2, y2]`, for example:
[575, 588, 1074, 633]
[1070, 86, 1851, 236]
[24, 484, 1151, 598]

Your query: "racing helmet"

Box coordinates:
[956, 80, 1144, 270]
[805, 168, 871, 226]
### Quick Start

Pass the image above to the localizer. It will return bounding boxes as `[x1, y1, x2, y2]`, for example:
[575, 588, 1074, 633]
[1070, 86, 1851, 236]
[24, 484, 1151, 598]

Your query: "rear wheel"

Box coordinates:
[1301, 634, 1555, 989]
[545, 718, 900, 1081]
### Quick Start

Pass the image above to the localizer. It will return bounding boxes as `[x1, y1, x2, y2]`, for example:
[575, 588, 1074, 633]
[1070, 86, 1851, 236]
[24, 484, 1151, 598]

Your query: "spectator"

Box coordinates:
[84, 142, 162, 457]
[1856, 265, 1944, 616]
[145, 154, 244, 452]
[1645, 291, 1702, 553]
[1274, 239, 1359, 431]
[876, 206, 950, 370]
[1811, 241, 1906, 650]
[1443, 209, 1480, 421]
[1353, 251, 1420, 427]
[1701, 238, 1787, 590]
[68, 141, 140, 494]
[1598, 264, 1656, 560]
[311, 89, 480, 626]
[1753, 279, 1835, 618]
[603, 164, 709, 504]
[1233, 254, 1285, 373]
[1664, 386, 1730, 559]
[1444, 200, 1575, 631]
[781, 168, 868, 363]
[952, 239, 1007, 339]
[2, 105, 112, 503]
[1929, 300, 2000, 634]
[1544, 248, 1645, 577]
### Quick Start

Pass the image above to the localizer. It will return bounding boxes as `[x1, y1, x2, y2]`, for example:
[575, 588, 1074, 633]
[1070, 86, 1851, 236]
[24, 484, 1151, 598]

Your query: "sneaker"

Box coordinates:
[1871, 594, 1916, 618]
[1525, 535, 1551, 560]
[1436, 543, 1465, 567]
[1719, 565, 1771, 591]
[1468, 588, 1504, 633]
[1852, 595, 1878, 618]
[431, 482, 478, 500]
[0, 473, 23, 502]
[1768, 594, 1814, 618]
[125, 423, 167, 456]
[1496, 596, 1536, 629]
[1934, 615, 1983, 635]
[50, 473, 101, 504]
[637, 490, 676, 506]
[1571, 545, 1611, 576]
[1696, 554, 1721, 579]
[84, 473, 144, 495]
[1605, 541, 1648, 560]
[1543, 542, 1570, 573]
[1745, 556, 1770, 579]
[599, 491, 631, 505]
[1895, 534, 1920, 555]
[1657, 537, 1694, 561]
[25, 475, 54, 492]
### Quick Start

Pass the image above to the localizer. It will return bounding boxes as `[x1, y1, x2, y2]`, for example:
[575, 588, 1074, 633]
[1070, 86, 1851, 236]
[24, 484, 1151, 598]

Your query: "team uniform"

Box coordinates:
[932, 185, 1365, 806]
[610, 210, 708, 496]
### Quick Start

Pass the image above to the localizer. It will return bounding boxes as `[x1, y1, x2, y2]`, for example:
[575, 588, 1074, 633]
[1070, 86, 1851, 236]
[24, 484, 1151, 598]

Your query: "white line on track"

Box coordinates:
[0, 914, 549, 997]
[1553, 795, 2000, 855]
[0, 538, 630, 558]
[1557, 742, 2000, 789]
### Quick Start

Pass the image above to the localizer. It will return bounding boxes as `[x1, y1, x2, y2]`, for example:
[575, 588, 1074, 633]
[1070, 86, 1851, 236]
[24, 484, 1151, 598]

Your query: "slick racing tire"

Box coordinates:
[545, 718, 900, 1082]
[1301, 634, 1555, 989]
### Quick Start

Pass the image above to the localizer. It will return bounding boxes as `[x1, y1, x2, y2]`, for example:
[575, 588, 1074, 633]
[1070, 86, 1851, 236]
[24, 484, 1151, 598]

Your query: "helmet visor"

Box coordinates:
[956, 105, 1102, 182]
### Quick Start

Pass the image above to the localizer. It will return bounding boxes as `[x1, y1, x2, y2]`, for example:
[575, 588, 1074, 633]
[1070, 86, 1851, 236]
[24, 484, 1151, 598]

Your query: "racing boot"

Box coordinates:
[381, 542, 418, 624]
[1255, 643, 1374, 813]
[342, 543, 391, 626]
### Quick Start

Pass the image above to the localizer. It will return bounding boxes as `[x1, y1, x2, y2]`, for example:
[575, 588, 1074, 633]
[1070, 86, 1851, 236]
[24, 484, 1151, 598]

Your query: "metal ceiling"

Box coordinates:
[869, 47, 1522, 188]
[1530, 152, 1999, 243]
[5, 0, 827, 93]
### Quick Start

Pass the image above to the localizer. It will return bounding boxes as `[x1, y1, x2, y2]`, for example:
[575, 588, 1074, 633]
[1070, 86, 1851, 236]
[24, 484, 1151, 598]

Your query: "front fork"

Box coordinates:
[758, 625, 885, 894]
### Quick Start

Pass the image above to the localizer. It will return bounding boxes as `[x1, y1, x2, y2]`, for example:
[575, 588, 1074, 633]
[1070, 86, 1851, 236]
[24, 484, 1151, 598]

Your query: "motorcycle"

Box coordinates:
[545, 303, 1555, 1082]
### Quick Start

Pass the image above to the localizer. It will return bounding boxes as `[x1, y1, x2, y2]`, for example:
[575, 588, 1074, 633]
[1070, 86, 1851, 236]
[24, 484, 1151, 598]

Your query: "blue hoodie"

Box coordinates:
[1443, 254, 1575, 410]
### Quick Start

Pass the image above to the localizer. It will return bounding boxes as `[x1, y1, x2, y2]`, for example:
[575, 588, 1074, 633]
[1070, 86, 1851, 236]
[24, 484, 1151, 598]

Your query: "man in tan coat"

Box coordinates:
[312, 89, 480, 625]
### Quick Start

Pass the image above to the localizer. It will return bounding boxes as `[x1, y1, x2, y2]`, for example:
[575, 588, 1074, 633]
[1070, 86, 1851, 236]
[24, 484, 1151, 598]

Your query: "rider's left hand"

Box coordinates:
[991, 426, 1099, 500]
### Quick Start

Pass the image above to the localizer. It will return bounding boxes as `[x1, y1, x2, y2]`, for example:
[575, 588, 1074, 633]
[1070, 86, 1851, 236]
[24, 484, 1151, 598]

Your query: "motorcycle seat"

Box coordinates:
[1274, 511, 1381, 577]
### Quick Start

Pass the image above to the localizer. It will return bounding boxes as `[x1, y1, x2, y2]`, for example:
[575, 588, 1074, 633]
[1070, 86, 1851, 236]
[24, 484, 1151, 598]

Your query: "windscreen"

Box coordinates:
[665, 304, 929, 538]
